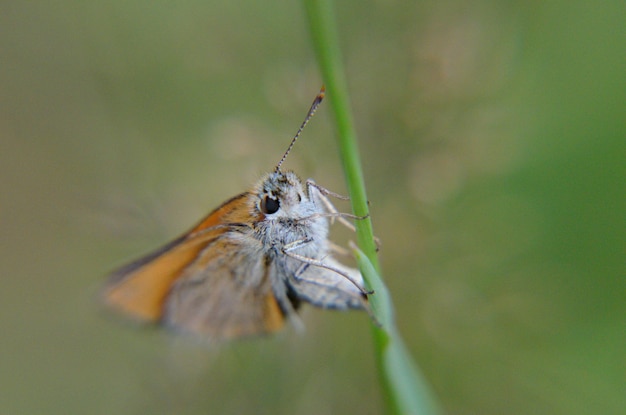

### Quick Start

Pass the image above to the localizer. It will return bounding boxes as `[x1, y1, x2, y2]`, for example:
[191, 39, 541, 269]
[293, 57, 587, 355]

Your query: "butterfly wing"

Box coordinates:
[103, 192, 286, 338]
[103, 230, 222, 322]
[287, 258, 367, 311]
[163, 234, 287, 339]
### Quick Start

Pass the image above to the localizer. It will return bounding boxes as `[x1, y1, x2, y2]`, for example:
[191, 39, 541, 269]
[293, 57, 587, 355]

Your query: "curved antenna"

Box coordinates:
[275, 85, 326, 172]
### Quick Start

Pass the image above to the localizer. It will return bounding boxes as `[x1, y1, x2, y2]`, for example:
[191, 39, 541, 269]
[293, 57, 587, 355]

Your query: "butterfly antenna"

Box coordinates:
[275, 85, 326, 172]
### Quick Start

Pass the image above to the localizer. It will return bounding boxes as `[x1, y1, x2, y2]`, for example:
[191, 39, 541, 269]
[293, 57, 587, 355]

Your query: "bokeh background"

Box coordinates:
[1, 1, 623, 414]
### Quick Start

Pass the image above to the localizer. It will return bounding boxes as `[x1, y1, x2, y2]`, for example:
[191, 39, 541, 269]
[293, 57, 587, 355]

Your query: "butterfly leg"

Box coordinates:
[306, 179, 360, 230]
[283, 240, 378, 322]
[286, 253, 372, 311]
[283, 239, 371, 296]
[306, 179, 381, 250]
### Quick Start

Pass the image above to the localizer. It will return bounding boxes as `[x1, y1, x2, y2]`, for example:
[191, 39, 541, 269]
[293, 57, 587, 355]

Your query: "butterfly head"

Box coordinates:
[255, 171, 309, 219]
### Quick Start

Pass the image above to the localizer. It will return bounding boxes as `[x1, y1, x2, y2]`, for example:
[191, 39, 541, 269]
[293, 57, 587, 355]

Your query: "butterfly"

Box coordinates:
[102, 86, 371, 340]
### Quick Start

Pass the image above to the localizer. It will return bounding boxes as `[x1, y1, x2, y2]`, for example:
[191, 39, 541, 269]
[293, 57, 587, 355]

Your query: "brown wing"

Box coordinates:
[102, 192, 264, 324]
[163, 234, 286, 339]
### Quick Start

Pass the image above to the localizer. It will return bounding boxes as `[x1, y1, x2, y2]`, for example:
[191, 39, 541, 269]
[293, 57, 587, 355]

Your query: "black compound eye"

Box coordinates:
[260, 195, 280, 214]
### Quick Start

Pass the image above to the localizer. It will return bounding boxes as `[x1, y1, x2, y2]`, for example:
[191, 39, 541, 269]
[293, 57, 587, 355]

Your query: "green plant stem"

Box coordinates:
[302, 0, 379, 266]
[303, 1, 442, 414]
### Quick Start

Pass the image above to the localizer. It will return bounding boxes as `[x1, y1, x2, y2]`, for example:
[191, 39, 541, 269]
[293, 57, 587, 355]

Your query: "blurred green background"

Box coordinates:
[1, 1, 624, 414]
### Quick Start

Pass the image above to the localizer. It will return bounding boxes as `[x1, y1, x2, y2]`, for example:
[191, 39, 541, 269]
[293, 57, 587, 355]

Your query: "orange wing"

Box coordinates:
[103, 230, 222, 322]
[102, 192, 265, 323]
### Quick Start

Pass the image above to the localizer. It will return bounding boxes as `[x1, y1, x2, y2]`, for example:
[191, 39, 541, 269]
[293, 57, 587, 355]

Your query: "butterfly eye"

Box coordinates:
[260, 195, 280, 214]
